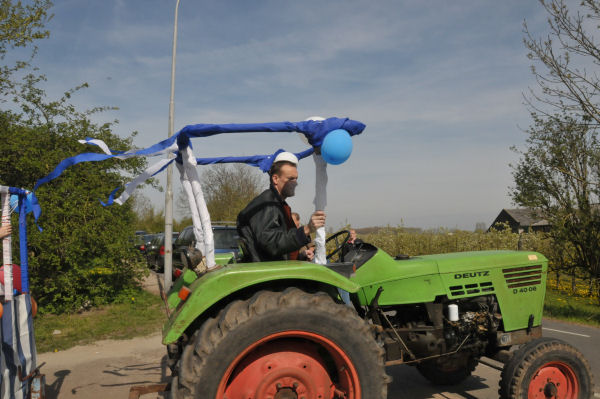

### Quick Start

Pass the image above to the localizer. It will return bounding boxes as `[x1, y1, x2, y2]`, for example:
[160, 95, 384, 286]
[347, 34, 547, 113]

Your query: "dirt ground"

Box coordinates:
[37, 271, 169, 399]
[38, 332, 168, 399]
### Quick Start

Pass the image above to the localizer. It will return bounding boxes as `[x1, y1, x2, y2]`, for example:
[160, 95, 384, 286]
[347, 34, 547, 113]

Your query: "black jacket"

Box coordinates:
[237, 186, 310, 262]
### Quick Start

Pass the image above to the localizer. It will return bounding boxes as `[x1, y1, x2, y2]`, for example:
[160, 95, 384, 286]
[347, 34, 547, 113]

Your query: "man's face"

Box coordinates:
[272, 164, 298, 199]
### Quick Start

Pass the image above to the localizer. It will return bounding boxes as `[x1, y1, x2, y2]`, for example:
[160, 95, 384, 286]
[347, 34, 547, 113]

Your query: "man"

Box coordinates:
[237, 152, 325, 262]
[292, 212, 315, 261]
[341, 229, 364, 260]
[348, 229, 363, 246]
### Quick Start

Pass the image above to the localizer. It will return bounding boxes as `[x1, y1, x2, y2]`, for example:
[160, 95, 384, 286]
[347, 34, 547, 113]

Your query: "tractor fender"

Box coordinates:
[162, 261, 361, 344]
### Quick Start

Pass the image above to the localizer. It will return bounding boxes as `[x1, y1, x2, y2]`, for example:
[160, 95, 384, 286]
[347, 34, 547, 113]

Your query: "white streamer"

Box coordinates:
[176, 163, 205, 253]
[181, 146, 216, 268]
[114, 158, 174, 205]
[79, 137, 178, 160]
[312, 153, 328, 265]
[78, 138, 112, 155]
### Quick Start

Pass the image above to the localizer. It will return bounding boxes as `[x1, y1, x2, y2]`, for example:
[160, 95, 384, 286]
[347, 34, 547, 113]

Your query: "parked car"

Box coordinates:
[136, 233, 157, 255]
[143, 233, 161, 257]
[132, 230, 147, 251]
[145, 233, 163, 270]
[145, 232, 180, 272]
[173, 224, 239, 269]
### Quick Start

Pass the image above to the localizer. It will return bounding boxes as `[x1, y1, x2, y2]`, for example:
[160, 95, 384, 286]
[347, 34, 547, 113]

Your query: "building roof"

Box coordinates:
[502, 208, 549, 227]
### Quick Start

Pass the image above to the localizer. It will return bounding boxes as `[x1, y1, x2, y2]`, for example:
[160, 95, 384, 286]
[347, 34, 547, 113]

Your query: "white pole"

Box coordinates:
[164, 0, 180, 291]
[1, 187, 11, 300]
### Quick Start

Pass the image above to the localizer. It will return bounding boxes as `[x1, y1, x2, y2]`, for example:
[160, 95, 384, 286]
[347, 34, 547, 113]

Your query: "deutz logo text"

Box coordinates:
[454, 271, 490, 279]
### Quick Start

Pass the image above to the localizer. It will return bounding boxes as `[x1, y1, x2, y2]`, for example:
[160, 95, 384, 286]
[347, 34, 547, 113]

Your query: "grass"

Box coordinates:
[544, 287, 600, 327]
[543, 272, 600, 326]
[34, 288, 167, 353]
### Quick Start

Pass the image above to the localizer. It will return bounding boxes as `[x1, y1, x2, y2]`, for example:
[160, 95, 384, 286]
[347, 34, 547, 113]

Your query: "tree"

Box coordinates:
[177, 164, 265, 224]
[0, 0, 52, 98]
[0, 0, 51, 57]
[0, 1, 150, 313]
[474, 222, 487, 232]
[511, 113, 600, 298]
[523, 0, 600, 123]
[132, 192, 165, 233]
[518, 0, 600, 299]
[0, 85, 149, 313]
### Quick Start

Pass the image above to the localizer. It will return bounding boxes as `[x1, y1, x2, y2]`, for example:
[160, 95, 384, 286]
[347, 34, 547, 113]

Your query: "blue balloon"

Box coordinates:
[321, 129, 353, 165]
[9, 193, 33, 214]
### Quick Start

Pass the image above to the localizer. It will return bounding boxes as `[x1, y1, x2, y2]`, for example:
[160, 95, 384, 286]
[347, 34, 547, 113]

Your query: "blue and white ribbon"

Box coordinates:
[36, 118, 364, 195]
[1, 294, 37, 399]
[113, 158, 175, 206]
[0, 187, 38, 398]
[34, 117, 366, 268]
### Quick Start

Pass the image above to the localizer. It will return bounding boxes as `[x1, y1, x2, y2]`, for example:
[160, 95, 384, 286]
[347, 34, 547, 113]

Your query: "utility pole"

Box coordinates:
[164, 0, 180, 291]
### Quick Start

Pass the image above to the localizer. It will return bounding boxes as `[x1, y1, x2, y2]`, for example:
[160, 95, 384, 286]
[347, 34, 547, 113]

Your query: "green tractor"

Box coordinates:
[163, 231, 594, 399]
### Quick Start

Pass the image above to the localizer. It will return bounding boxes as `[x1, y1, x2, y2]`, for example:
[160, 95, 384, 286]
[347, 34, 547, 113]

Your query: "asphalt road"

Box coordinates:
[386, 318, 600, 399]
[543, 319, 600, 393]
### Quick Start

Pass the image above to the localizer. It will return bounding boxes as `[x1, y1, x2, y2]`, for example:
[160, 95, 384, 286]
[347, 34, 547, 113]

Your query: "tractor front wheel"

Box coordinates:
[499, 337, 593, 399]
[169, 288, 389, 399]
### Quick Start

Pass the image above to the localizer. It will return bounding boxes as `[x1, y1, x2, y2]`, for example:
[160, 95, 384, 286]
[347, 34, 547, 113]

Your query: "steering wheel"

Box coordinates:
[325, 230, 351, 262]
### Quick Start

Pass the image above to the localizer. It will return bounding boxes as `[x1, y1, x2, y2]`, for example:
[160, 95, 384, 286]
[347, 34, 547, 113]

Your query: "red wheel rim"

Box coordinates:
[528, 361, 579, 399]
[216, 330, 361, 399]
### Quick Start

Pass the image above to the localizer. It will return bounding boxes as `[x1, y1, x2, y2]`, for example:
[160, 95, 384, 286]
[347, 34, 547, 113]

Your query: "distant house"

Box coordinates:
[489, 208, 550, 233]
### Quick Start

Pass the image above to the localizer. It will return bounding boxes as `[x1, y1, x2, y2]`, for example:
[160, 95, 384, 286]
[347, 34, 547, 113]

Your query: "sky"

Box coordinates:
[26, 0, 553, 230]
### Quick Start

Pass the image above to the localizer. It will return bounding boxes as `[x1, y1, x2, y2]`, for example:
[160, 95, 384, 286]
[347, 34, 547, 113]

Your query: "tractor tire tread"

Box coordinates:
[498, 337, 593, 399]
[170, 287, 390, 399]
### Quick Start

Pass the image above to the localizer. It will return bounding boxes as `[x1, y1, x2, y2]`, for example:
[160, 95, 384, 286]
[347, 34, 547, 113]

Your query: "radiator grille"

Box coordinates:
[449, 281, 494, 297]
[503, 265, 542, 288]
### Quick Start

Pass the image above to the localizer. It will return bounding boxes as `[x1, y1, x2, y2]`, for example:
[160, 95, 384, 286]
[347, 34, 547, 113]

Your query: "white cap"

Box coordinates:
[273, 151, 298, 166]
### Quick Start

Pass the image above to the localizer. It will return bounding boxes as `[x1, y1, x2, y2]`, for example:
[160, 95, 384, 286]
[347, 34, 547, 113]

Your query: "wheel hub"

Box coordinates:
[256, 367, 316, 398]
[543, 382, 558, 398]
[217, 330, 362, 399]
[223, 340, 332, 399]
[274, 388, 298, 399]
[528, 361, 579, 399]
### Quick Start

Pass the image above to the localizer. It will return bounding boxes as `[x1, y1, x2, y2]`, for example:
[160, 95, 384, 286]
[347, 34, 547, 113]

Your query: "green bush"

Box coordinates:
[0, 98, 149, 314]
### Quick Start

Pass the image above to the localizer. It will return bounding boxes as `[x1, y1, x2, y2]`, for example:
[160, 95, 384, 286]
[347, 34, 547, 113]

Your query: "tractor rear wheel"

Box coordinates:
[416, 353, 478, 385]
[169, 287, 390, 399]
[499, 337, 593, 399]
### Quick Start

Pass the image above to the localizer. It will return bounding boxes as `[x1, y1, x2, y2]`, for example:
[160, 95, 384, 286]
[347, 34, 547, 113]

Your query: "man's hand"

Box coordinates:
[304, 211, 326, 235]
[303, 246, 315, 261]
[0, 225, 12, 240]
